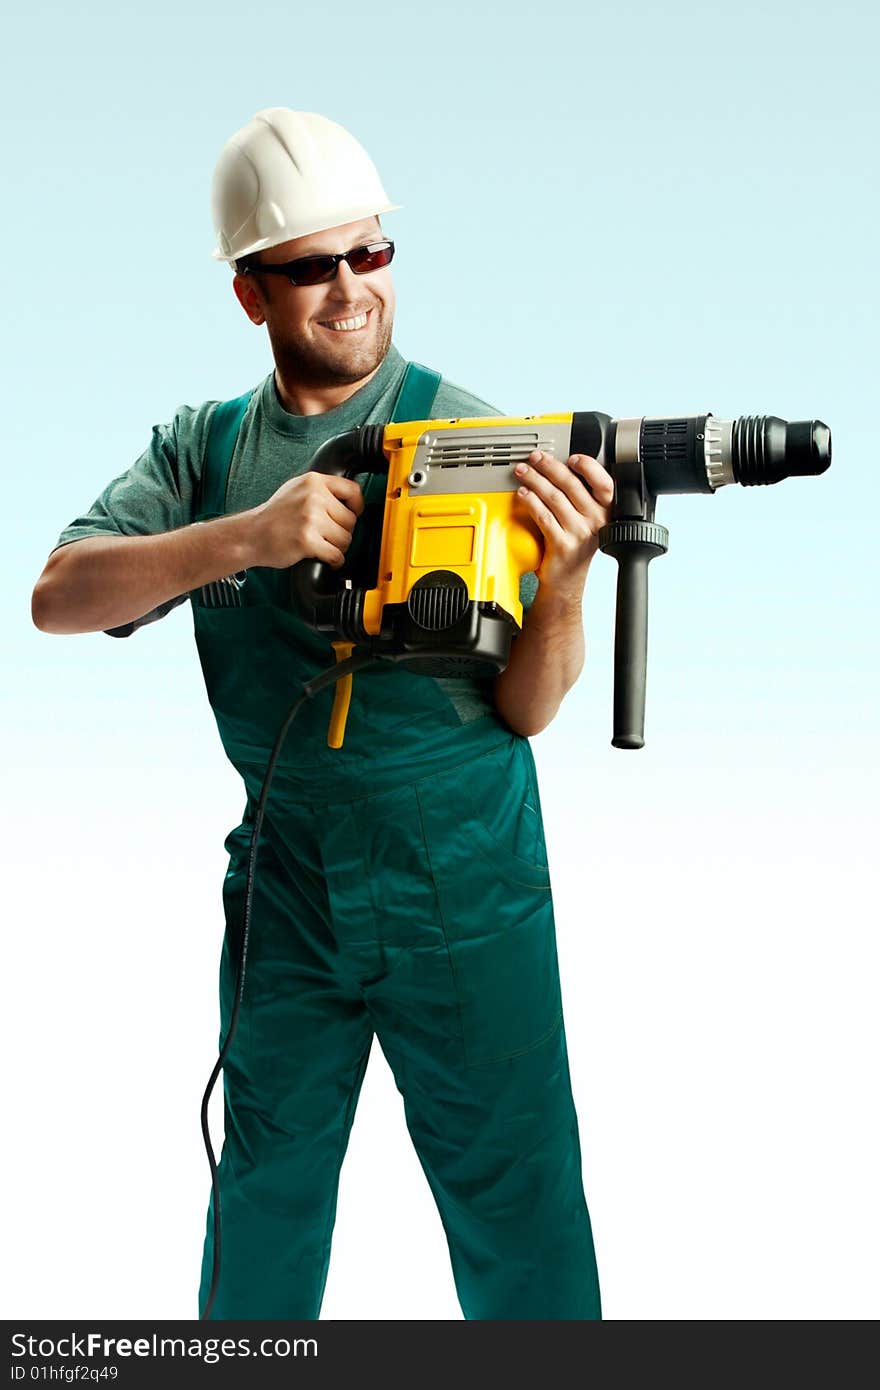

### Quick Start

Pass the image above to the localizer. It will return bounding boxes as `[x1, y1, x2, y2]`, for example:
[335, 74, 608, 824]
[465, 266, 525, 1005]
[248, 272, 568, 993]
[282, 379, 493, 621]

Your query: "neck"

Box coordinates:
[273, 363, 382, 417]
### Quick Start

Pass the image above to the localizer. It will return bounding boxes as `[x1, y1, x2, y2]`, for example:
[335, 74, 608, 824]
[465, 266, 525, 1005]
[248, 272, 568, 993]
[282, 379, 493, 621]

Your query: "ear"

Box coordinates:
[232, 271, 267, 326]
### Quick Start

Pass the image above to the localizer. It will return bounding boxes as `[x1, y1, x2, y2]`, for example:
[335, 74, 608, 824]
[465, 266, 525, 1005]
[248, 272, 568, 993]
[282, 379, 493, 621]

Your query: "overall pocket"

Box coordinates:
[191, 595, 341, 764]
[193, 569, 249, 609]
[192, 603, 284, 762]
[415, 736, 562, 1067]
[421, 736, 551, 885]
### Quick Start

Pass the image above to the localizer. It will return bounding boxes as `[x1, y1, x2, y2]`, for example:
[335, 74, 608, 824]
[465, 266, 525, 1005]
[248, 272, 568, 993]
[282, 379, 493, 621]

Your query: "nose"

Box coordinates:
[324, 257, 372, 306]
[332, 259, 361, 288]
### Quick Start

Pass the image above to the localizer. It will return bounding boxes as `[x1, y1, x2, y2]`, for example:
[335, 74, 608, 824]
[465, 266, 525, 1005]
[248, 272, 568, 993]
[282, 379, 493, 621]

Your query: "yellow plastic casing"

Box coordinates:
[327, 640, 355, 749]
[360, 414, 574, 637]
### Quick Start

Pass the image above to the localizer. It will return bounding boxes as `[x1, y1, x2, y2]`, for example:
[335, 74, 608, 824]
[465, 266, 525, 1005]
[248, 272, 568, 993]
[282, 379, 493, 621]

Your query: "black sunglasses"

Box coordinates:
[242, 239, 395, 287]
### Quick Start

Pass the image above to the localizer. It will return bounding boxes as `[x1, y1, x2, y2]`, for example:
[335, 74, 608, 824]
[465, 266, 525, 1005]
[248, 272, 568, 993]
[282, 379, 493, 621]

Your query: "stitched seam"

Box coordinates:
[464, 825, 551, 888]
[237, 736, 514, 810]
[353, 816, 383, 942]
[413, 784, 468, 1061]
[466, 1006, 563, 1070]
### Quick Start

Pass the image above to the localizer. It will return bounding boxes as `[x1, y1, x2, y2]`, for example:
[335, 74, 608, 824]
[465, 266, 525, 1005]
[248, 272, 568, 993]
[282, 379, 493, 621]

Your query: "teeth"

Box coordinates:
[324, 311, 369, 331]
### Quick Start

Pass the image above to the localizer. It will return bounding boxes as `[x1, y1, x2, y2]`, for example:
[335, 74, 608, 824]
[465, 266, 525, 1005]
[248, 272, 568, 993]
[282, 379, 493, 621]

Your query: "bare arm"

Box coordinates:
[492, 581, 587, 738]
[31, 471, 366, 636]
[31, 514, 260, 635]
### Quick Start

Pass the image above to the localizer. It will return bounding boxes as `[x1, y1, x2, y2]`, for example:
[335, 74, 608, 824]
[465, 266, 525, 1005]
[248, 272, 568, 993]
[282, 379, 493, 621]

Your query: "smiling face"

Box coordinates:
[232, 216, 395, 395]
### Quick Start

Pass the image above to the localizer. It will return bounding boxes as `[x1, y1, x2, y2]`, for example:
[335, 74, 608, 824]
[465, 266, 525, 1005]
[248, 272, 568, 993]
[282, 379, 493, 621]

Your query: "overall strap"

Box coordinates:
[390, 361, 441, 423]
[195, 364, 439, 525]
[195, 389, 256, 522]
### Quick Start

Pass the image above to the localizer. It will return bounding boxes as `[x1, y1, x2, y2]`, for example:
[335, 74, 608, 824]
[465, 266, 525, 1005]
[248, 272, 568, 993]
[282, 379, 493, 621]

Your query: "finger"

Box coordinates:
[522, 450, 601, 518]
[517, 466, 609, 544]
[515, 479, 567, 545]
[326, 515, 356, 552]
[541, 451, 613, 510]
[569, 455, 615, 507]
[563, 457, 614, 530]
[516, 453, 595, 532]
[325, 475, 365, 514]
[327, 496, 360, 532]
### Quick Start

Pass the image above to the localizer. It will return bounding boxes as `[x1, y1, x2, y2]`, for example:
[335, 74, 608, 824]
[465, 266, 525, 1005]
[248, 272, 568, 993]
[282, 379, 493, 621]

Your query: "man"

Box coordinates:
[31, 108, 613, 1320]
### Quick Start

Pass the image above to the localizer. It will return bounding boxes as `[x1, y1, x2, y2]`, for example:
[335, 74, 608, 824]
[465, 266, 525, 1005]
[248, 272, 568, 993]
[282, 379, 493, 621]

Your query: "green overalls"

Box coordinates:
[193, 367, 602, 1320]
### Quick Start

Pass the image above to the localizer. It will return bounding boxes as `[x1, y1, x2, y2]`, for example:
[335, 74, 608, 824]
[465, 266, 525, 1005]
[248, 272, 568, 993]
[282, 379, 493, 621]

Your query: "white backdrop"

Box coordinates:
[5, 0, 878, 1320]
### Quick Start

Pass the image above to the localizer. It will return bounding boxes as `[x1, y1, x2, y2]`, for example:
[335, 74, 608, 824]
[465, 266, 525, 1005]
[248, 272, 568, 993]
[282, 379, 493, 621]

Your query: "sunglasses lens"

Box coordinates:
[348, 242, 395, 274]
[283, 242, 394, 285]
[291, 255, 338, 286]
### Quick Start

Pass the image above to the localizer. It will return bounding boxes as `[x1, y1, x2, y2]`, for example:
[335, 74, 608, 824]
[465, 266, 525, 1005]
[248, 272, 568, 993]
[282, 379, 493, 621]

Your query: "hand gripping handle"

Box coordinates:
[288, 424, 388, 632]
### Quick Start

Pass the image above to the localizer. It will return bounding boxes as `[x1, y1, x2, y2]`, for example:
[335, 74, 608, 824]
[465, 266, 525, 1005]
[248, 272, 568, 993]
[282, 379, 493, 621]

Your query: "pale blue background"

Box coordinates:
[5, 0, 878, 1321]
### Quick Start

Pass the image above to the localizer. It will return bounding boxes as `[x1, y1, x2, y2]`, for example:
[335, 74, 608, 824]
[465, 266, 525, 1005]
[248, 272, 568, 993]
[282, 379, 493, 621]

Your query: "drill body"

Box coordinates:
[290, 410, 831, 747]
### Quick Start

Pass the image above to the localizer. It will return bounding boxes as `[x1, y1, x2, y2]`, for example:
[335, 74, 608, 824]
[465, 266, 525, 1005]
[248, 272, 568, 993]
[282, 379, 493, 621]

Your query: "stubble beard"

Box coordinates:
[270, 308, 393, 389]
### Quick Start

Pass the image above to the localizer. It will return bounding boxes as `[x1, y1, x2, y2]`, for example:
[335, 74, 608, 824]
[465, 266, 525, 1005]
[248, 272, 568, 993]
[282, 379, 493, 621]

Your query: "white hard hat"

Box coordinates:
[211, 108, 402, 263]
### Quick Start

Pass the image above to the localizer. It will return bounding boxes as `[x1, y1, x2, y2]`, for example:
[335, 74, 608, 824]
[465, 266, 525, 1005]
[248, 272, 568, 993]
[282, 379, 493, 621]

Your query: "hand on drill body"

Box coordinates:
[514, 450, 615, 601]
[252, 448, 615, 599]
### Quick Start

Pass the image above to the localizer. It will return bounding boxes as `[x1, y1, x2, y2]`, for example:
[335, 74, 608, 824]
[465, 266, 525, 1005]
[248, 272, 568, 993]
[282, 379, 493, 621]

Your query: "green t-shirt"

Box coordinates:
[51, 341, 539, 725]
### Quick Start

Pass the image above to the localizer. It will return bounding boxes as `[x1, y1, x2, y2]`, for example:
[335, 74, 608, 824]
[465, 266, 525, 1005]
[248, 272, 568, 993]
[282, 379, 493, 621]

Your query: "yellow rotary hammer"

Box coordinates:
[289, 409, 831, 750]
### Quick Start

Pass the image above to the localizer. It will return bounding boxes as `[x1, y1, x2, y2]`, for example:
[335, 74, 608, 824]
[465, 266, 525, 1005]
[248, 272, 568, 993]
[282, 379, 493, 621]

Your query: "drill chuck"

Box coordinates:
[627, 414, 832, 494]
[730, 416, 832, 486]
[593, 408, 832, 749]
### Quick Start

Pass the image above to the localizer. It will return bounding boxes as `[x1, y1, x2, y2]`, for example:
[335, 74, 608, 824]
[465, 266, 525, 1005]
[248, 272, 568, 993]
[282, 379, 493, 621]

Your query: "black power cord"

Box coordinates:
[199, 647, 381, 1321]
